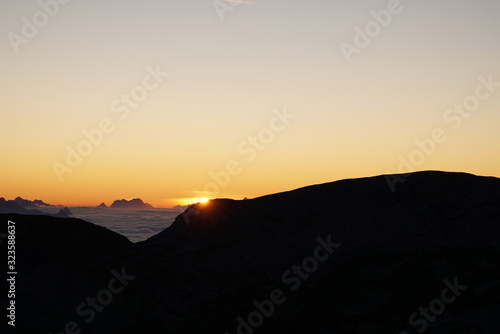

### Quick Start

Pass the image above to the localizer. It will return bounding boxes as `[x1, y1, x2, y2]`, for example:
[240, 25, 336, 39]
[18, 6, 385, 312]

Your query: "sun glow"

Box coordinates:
[175, 197, 212, 206]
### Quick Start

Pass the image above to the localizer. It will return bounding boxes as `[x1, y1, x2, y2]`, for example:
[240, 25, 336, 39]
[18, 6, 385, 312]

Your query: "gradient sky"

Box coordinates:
[1, 0, 499, 207]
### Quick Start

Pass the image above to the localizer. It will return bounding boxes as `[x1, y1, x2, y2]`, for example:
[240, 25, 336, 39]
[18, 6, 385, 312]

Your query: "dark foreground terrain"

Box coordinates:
[1, 171, 500, 333]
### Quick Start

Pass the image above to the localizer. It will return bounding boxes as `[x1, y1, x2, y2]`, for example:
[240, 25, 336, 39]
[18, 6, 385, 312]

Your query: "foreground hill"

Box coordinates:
[2, 171, 500, 334]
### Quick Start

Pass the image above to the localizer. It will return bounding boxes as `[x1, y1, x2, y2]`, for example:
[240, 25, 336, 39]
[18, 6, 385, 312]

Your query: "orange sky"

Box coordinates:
[1, 0, 499, 207]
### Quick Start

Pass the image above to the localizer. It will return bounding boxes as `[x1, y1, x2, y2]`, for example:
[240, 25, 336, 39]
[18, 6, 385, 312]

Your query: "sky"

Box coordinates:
[1, 0, 499, 207]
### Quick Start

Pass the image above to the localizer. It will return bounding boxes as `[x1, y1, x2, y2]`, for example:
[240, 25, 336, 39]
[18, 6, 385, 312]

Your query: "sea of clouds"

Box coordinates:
[38, 206, 186, 243]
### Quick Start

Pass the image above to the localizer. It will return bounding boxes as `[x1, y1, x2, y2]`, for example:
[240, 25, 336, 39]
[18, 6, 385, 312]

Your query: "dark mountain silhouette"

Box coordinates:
[1, 198, 59, 216]
[0, 198, 72, 219]
[11, 197, 51, 207]
[2, 171, 500, 333]
[57, 207, 73, 217]
[98, 202, 108, 208]
[31, 199, 51, 207]
[110, 198, 154, 209]
[0, 197, 34, 214]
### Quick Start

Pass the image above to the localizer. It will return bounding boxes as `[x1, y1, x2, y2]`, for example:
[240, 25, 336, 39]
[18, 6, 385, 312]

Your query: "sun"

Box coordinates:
[198, 197, 210, 204]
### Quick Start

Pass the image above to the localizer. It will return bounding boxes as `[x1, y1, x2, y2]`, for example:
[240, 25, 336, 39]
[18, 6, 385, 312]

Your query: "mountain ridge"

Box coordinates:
[2, 171, 500, 333]
[110, 198, 154, 209]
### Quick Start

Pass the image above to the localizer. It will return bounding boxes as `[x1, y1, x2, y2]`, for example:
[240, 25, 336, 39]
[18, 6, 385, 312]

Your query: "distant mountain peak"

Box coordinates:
[11, 197, 51, 207]
[110, 198, 154, 209]
[57, 207, 73, 218]
[32, 199, 50, 207]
